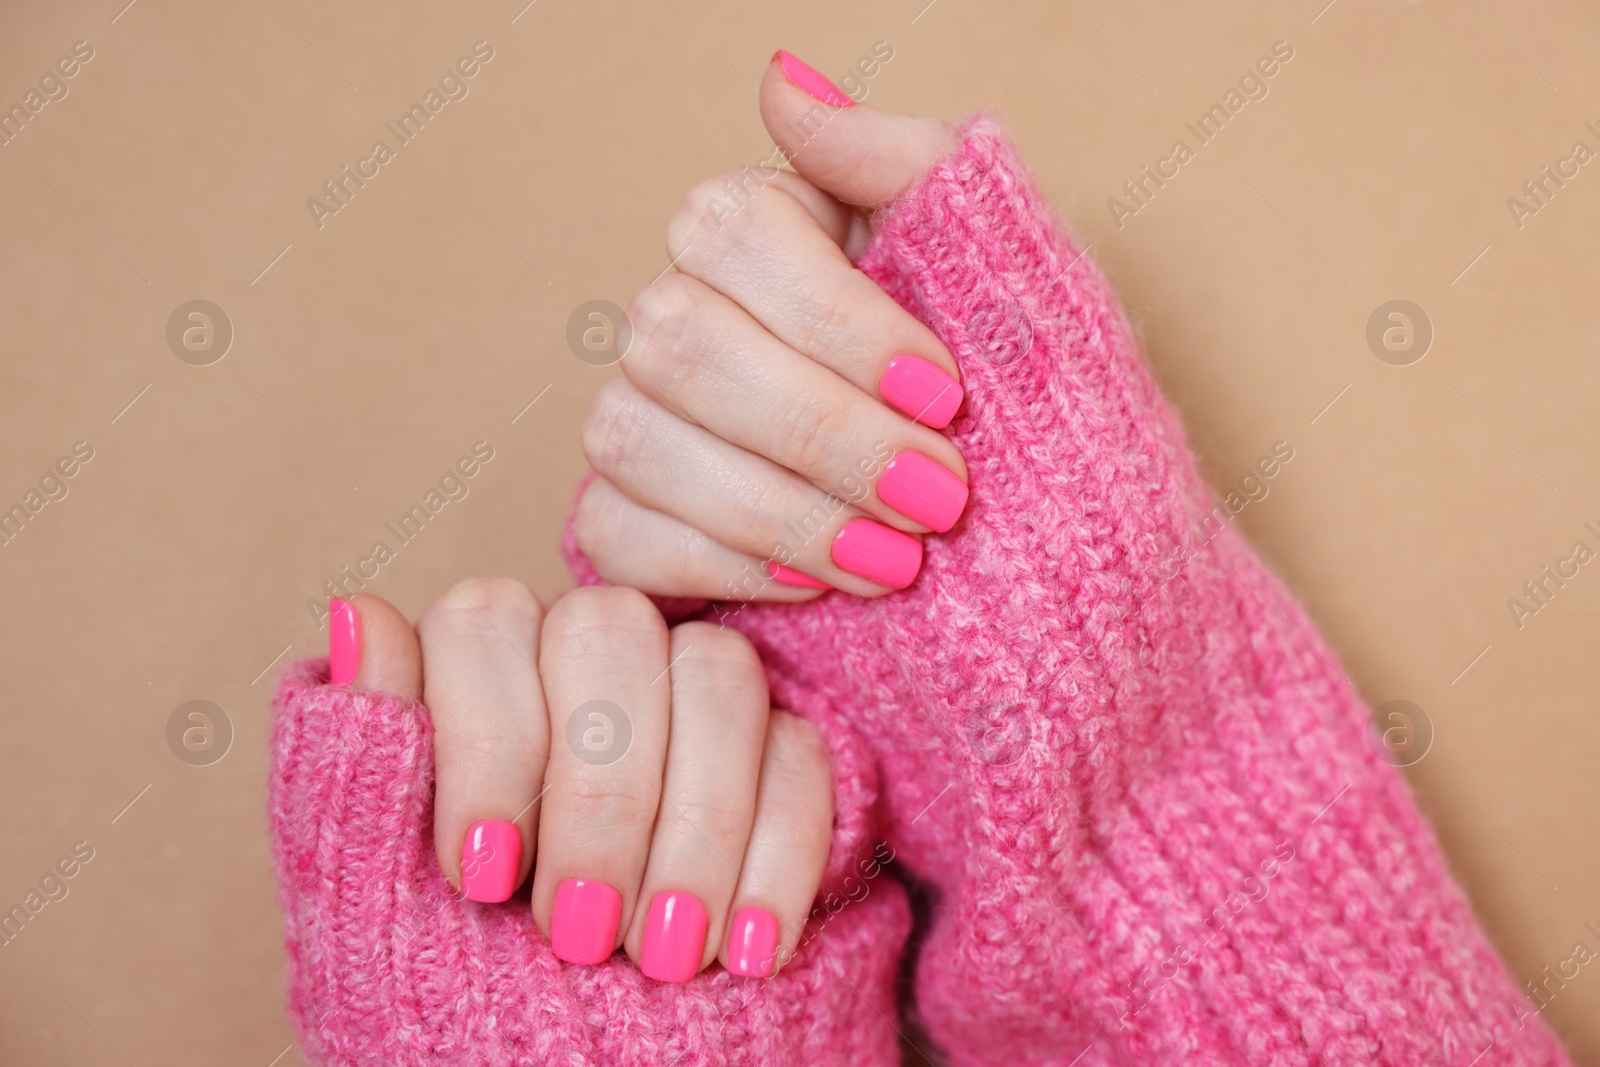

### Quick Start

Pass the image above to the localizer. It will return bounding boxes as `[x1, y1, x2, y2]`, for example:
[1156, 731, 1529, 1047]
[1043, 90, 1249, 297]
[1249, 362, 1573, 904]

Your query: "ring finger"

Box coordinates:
[623, 623, 769, 981]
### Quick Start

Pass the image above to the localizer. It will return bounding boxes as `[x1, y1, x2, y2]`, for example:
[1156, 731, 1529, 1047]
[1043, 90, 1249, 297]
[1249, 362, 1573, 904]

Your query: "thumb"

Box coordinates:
[761, 51, 958, 209]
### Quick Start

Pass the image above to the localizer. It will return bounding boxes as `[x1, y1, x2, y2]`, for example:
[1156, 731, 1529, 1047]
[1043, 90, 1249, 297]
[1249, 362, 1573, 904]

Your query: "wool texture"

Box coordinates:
[270, 118, 1572, 1065]
[270, 658, 907, 1065]
[566, 120, 1573, 1065]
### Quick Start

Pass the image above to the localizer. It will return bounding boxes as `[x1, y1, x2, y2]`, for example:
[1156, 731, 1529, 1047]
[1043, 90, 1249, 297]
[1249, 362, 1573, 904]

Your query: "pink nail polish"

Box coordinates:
[879, 355, 964, 429]
[640, 890, 708, 983]
[460, 821, 521, 903]
[765, 561, 831, 590]
[727, 906, 780, 978]
[877, 452, 969, 533]
[551, 879, 622, 965]
[773, 50, 854, 109]
[831, 518, 923, 590]
[328, 597, 361, 685]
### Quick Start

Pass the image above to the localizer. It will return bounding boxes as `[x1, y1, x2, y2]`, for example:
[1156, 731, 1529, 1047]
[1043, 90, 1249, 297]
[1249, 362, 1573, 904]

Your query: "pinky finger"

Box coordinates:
[720, 711, 834, 978]
[574, 476, 830, 603]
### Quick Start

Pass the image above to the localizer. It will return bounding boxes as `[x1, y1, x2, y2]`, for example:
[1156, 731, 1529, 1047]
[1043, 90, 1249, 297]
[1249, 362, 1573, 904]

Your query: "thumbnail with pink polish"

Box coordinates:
[460, 820, 521, 903]
[328, 597, 361, 685]
[877, 451, 969, 533]
[640, 890, 708, 983]
[766, 561, 831, 590]
[831, 518, 923, 590]
[551, 878, 622, 965]
[727, 906, 780, 978]
[774, 50, 854, 108]
[879, 354, 963, 429]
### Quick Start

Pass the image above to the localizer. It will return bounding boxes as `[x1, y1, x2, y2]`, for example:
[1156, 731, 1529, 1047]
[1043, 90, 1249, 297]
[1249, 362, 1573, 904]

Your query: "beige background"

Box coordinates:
[1, 0, 1596, 1063]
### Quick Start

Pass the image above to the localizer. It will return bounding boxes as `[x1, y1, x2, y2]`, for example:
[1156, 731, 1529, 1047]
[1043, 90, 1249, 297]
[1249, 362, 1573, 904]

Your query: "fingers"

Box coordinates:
[722, 711, 833, 977]
[623, 623, 769, 981]
[584, 377, 919, 595]
[417, 578, 549, 902]
[335, 578, 834, 988]
[665, 167, 963, 427]
[531, 587, 671, 964]
[620, 273, 967, 530]
[575, 52, 969, 602]
[574, 475, 827, 602]
[760, 51, 959, 209]
[330, 594, 421, 700]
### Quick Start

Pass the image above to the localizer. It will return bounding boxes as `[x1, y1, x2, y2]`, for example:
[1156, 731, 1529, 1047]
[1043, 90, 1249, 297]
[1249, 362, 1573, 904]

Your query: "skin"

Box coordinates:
[575, 57, 961, 601]
[340, 64, 962, 981]
[343, 584, 833, 980]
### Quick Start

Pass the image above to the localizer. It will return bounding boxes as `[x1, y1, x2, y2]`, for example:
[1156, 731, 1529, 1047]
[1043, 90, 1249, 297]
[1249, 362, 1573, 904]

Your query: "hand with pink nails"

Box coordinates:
[322, 585, 832, 983]
[271, 47, 1573, 1066]
[574, 51, 965, 600]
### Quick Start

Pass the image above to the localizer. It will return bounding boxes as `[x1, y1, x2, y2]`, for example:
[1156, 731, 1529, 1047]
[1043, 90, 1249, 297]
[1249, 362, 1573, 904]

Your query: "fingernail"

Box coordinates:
[460, 820, 521, 903]
[877, 452, 969, 533]
[880, 355, 964, 429]
[773, 50, 854, 109]
[831, 518, 923, 590]
[551, 878, 622, 965]
[640, 890, 708, 983]
[765, 561, 831, 590]
[727, 906, 780, 978]
[328, 597, 361, 685]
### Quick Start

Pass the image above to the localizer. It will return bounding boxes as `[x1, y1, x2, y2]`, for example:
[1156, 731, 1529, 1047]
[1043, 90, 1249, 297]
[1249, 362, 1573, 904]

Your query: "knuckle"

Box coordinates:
[768, 711, 831, 779]
[668, 623, 769, 715]
[792, 280, 858, 354]
[571, 478, 617, 563]
[546, 585, 665, 650]
[670, 622, 762, 680]
[666, 176, 724, 257]
[550, 773, 657, 832]
[623, 274, 701, 394]
[581, 380, 654, 478]
[667, 170, 765, 256]
[422, 576, 542, 638]
[663, 795, 751, 847]
[775, 391, 854, 475]
[766, 712, 836, 844]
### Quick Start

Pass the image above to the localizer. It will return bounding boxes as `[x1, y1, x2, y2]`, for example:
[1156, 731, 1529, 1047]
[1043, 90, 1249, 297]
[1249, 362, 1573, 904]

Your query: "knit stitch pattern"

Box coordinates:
[270, 658, 908, 1065]
[564, 119, 1571, 1066]
[270, 118, 1573, 1066]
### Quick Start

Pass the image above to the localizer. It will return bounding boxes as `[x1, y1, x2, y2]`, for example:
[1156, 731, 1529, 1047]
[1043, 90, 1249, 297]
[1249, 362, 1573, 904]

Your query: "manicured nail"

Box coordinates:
[877, 452, 969, 533]
[460, 820, 521, 903]
[765, 561, 831, 590]
[640, 890, 708, 983]
[773, 50, 854, 108]
[880, 355, 963, 429]
[727, 906, 780, 978]
[551, 878, 622, 965]
[831, 518, 923, 590]
[328, 597, 361, 685]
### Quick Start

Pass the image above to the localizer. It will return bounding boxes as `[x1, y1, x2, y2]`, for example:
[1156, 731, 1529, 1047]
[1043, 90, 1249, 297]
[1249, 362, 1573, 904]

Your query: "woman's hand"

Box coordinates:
[575, 52, 963, 600]
[326, 585, 832, 982]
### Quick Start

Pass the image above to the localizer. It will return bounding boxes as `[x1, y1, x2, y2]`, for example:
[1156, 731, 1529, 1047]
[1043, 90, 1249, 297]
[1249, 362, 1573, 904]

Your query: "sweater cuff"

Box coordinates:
[270, 658, 909, 1065]
[857, 116, 1088, 372]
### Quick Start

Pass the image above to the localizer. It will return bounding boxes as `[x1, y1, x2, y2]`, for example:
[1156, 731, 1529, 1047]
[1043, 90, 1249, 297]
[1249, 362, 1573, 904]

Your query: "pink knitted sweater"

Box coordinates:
[271, 120, 1570, 1065]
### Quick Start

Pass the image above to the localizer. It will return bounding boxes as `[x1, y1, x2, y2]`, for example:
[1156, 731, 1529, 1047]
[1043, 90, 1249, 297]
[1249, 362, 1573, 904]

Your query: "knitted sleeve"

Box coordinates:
[269, 658, 908, 1066]
[555, 118, 1569, 1066]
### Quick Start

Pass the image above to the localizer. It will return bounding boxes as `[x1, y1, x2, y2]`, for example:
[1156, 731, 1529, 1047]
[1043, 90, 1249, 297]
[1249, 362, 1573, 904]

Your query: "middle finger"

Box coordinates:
[531, 586, 671, 965]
